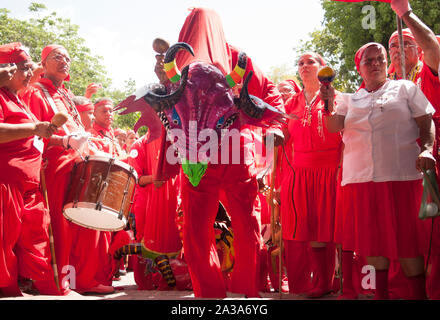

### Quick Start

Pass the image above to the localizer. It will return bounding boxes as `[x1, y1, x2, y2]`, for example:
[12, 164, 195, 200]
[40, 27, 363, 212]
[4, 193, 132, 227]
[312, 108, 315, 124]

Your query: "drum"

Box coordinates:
[63, 155, 138, 231]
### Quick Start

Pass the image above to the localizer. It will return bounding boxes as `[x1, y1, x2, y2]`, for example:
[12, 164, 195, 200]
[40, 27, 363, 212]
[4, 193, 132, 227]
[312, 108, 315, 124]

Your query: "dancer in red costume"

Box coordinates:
[145, 8, 285, 298]
[280, 52, 341, 298]
[175, 8, 284, 298]
[0, 42, 59, 297]
[21, 44, 105, 295]
[325, 42, 436, 300]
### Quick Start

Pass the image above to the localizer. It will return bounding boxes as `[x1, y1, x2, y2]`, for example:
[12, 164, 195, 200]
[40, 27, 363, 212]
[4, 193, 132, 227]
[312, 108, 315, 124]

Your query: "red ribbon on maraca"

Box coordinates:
[317, 66, 336, 112]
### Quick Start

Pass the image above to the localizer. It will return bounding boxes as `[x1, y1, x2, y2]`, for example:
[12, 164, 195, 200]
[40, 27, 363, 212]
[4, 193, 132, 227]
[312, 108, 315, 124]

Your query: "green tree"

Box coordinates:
[298, 0, 440, 92]
[0, 3, 143, 133]
[0, 4, 111, 95]
[267, 63, 300, 85]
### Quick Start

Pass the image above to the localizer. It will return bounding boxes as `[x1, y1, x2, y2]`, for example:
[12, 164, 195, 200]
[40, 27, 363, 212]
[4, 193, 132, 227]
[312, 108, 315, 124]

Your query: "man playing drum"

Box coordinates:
[21, 44, 114, 295]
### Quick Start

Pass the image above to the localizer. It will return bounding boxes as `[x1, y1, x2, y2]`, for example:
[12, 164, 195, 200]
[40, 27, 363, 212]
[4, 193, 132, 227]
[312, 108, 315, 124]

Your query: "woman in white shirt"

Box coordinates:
[323, 42, 436, 300]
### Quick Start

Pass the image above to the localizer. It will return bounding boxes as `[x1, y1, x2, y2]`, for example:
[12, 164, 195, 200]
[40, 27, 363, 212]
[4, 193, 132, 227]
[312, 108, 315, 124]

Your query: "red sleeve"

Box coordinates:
[128, 138, 150, 177]
[0, 100, 4, 122]
[20, 86, 52, 122]
[229, 45, 284, 113]
[229, 45, 285, 134]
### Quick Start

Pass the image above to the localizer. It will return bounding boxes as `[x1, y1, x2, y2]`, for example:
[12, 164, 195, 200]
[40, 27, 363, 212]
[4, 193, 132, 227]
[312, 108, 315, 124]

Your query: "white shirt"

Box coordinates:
[335, 79, 435, 186]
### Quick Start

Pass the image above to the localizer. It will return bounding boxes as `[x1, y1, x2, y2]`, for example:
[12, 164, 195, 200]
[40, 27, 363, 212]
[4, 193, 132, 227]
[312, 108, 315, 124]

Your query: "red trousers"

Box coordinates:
[181, 163, 261, 298]
[69, 226, 112, 291]
[0, 184, 59, 296]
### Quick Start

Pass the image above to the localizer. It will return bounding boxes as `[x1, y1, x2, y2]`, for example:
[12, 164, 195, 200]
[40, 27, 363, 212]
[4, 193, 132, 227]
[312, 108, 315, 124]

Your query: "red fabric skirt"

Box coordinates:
[336, 180, 428, 259]
[281, 165, 339, 242]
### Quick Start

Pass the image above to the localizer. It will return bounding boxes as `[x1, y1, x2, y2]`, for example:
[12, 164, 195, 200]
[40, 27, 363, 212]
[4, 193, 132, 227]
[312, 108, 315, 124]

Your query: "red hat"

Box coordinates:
[355, 42, 387, 73]
[41, 44, 67, 62]
[94, 99, 113, 109]
[76, 103, 95, 113]
[0, 42, 30, 64]
[41, 44, 71, 82]
[388, 28, 416, 47]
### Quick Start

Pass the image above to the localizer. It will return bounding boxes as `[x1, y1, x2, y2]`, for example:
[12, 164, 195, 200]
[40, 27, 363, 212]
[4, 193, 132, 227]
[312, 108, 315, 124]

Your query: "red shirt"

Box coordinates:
[21, 78, 84, 136]
[88, 122, 122, 157]
[285, 91, 342, 167]
[20, 78, 85, 176]
[0, 88, 42, 189]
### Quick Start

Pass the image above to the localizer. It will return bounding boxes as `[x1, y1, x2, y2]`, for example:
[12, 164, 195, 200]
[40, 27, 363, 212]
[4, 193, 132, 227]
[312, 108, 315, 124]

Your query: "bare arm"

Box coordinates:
[320, 83, 345, 133]
[139, 175, 153, 187]
[402, 11, 440, 73]
[414, 113, 436, 171]
[392, 0, 440, 73]
[0, 121, 56, 144]
[325, 113, 345, 133]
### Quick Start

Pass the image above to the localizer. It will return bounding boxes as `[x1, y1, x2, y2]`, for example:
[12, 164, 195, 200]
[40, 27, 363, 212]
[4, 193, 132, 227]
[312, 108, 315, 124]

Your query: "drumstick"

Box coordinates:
[40, 168, 61, 292]
[51, 112, 69, 128]
[39, 112, 69, 140]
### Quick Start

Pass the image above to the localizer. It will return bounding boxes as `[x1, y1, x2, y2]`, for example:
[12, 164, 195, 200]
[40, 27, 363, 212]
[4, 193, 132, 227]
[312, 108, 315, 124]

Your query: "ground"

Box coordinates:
[0, 271, 373, 300]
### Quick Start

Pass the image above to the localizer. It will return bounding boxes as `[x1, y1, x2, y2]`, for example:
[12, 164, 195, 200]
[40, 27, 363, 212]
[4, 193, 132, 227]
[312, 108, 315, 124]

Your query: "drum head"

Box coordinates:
[63, 203, 127, 232]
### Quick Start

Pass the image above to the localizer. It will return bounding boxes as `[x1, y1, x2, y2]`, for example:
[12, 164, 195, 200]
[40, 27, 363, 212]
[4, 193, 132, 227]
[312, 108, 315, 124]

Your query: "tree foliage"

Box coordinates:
[267, 63, 300, 85]
[298, 0, 440, 92]
[0, 3, 142, 133]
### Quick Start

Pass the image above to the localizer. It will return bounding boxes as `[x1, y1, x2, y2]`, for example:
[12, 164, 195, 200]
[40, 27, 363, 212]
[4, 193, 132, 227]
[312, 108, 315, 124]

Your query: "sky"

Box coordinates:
[2, 0, 326, 90]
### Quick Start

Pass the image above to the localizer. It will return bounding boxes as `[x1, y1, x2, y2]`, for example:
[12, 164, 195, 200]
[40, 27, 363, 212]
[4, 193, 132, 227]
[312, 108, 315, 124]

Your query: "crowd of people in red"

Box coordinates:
[1, 0, 440, 300]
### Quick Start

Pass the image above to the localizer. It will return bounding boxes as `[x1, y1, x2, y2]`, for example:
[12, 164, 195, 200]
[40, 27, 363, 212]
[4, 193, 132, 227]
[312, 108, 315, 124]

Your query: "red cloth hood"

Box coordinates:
[176, 7, 232, 75]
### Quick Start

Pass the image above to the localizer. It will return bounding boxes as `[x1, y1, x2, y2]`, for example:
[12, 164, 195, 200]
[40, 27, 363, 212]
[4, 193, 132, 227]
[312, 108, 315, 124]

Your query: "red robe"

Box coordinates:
[0, 87, 59, 296]
[21, 78, 86, 294]
[129, 130, 184, 290]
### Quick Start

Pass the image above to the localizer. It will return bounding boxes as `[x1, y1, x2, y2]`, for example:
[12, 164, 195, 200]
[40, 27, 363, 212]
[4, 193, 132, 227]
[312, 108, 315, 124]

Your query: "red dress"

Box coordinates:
[281, 91, 342, 243]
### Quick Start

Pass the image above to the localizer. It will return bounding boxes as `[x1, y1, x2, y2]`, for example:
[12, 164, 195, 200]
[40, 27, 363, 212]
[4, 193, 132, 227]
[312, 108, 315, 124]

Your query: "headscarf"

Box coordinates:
[355, 42, 387, 73]
[388, 28, 416, 47]
[0, 42, 31, 64]
[94, 98, 113, 110]
[76, 102, 95, 113]
[41, 44, 67, 62]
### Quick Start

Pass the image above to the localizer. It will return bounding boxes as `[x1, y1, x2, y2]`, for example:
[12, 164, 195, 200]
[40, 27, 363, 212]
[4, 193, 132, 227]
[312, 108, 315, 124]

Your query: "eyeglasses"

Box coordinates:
[49, 54, 71, 64]
[389, 42, 417, 51]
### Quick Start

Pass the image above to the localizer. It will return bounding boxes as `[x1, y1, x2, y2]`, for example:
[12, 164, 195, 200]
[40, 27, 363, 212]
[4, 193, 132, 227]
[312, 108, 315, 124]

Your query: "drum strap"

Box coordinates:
[36, 82, 70, 135]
